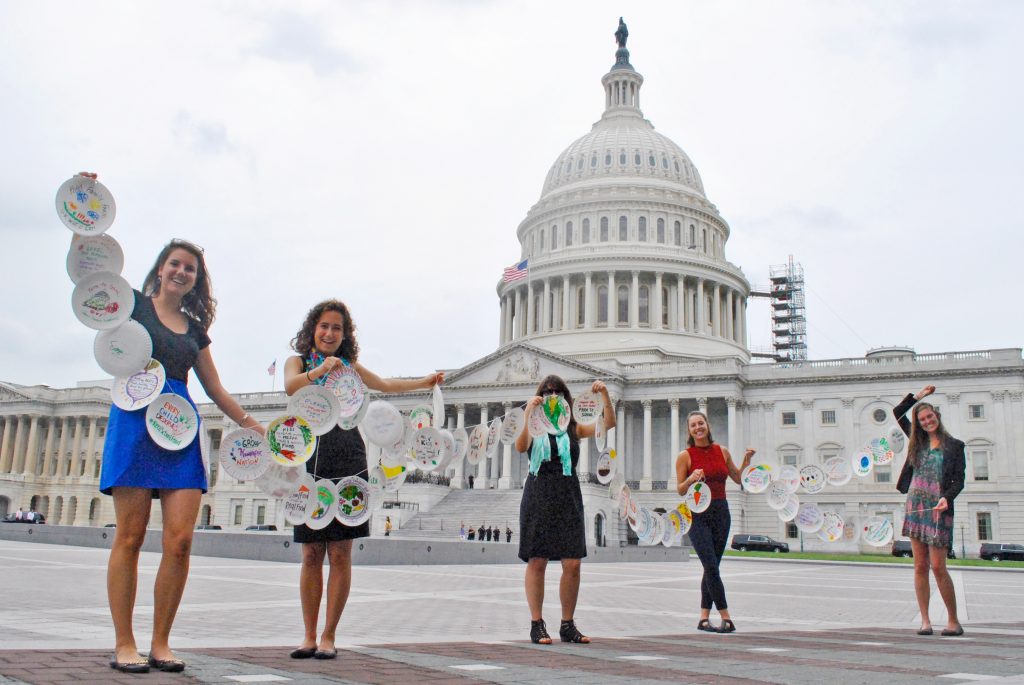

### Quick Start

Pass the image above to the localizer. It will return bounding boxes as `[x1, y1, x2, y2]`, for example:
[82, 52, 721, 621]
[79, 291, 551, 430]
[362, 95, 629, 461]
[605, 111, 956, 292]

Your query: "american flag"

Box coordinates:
[503, 259, 528, 283]
[267, 360, 276, 376]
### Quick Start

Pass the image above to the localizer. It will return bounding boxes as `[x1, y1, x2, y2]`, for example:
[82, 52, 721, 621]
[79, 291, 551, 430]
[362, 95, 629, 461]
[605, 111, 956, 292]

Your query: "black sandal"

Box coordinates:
[530, 619, 552, 644]
[697, 619, 720, 633]
[719, 619, 737, 633]
[559, 620, 590, 643]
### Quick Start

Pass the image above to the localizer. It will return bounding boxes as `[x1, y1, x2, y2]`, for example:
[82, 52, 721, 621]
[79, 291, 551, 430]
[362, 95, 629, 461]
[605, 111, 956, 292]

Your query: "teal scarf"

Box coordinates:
[529, 429, 572, 476]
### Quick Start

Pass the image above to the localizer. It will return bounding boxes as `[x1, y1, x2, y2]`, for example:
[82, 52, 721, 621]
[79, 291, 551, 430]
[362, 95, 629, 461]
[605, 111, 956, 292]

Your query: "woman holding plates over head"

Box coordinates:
[675, 411, 754, 634]
[515, 376, 614, 645]
[893, 385, 966, 637]
[284, 299, 443, 660]
[98, 226, 265, 673]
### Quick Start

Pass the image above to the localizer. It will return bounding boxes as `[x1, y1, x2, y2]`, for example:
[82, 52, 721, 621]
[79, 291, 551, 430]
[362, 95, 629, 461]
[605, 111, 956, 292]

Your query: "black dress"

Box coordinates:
[292, 358, 370, 543]
[518, 432, 586, 562]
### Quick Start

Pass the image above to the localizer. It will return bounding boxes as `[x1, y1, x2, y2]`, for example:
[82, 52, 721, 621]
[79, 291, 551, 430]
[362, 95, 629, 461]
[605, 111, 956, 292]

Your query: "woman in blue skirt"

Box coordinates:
[99, 233, 263, 673]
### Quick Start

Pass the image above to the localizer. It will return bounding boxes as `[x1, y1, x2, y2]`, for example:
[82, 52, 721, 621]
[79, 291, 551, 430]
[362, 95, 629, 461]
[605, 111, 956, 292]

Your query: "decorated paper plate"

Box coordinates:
[94, 320, 152, 378]
[765, 481, 791, 511]
[67, 233, 124, 283]
[380, 461, 408, 491]
[777, 494, 800, 522]
[219, 427, 272, 481]
[337, 388, 370, 430]
[794, 502, 824, 534]
[540, 394, 571, 435]
[607, 471, 626, 500]
[741, 464, 773, 494]
[335, 475, 371, 526]
[647, 512, 666, 546]
[432, 384, 445, 428]
[869, 436, 895, 466]
[666, 509, 685, 541]
[266, 415, 316, 466]
[323, 365, 364, 418]
[287, 384, 341, 436]
[437, 429, 456, 471]
[685, 480, 711, 514]
[451, 427, 469, 463]
[466, 425, 487, 466]
[283, 472, 317, 526]
[799, 464, 827, 494]
[887, 425, 907, 454]
[777, 465, 801, 493]
[111, 359, 166, 411]
[500, 407, 525, 445]
[632, 507, 655, 541]
[572, 391, 601, 426]
[306, 479, 338, 530]
[675, 502, 693, 536]
[817, 511, 845, 543]
[527, 406, 549, 438]
[145, 393, 199, 451]
[408, 404, 433, 432]
[72, 270, 134, 330]
[617, 484, 632, 520]
[595, 449, 614, 484]
[412, 426, 445, 471]
[485, 417, 503, 457]
[852, 448, 873, 478]
[367, 463, 386, 494]
[254, 463, 305, 498]
[862, 516, 894, 547]
[380, 427, 412, 467]
[843, 515, 861, 544]
[824, 456, 852, 486]
[362, 401, 405, 446]
[55, 175, 116, 235]
[594, 417, 606, 452]
[661, 514, 675, 547]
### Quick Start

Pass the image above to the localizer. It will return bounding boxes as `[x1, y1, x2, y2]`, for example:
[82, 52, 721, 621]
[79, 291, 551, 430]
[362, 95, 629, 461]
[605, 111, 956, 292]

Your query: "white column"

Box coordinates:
[697, 397, 708, 416]
[678, 277, 688, 332]
[630, 271, 639, 328]
[453, 404, 466, 489]
[763, 401, 776, 457]
[739, 298, 747, 346]
[640, 400, 652, 489]
[583, 272, 593, 329]
[1010, 393, 1024, 479]
[561, 275, 571, 331]
[841, 399, 855, 463]
[475, 404, 489, 489]
[11, 416, 27, 473]
[499, 294, 508, 345]
[802, 400, 815, 465]
[41, 419, 56, 476]
[21, 416, 40, 476]
[541, 279, 551, 333]
[499, 402, 513, 489]
[668, 281, 678, 330]
[727, 397, 739, 462]
[514, 288, 524, 339]
[607, 271, 616, 326]
[669, 398, 680, 487]
[526, 283, 535, 335]
[696, 278, 705, 335]
[713, 283, 721, 337]
[653, 272, 663, 329]
[84, 416, 100, 478]
[726, 289, 734, 341]
[0, 417, 15, 473]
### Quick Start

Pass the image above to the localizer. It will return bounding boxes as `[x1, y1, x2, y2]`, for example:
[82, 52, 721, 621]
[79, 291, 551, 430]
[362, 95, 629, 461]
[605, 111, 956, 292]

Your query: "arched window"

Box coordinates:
[617, 285, 629, 324]
[638, 217, 647, 242]
[657, 218, 665, 243]
[540, 228, 546, 250]
[577, 157, 584, 170]
[604, 151, 612, 166]
[702, 228, 708, 253]
[550, 225, 558, 250]
[582, 218, 591, 243]
[688, 224, 696, 248]
[576, 287, 585, 327]
[600, 217, 609, 242]
[639, 285, 649, 324]
[648, 153, 656, 167]
[619, 149, 626, 165]
[618, 216, 628, 241]
[662, 286, 670, 326]
[634, 150, 641, 166]
[597, 285, 608, 324]
[674, 221, 681, 246]
[565, 221, 573, 247]
[590, 152, 598, 168]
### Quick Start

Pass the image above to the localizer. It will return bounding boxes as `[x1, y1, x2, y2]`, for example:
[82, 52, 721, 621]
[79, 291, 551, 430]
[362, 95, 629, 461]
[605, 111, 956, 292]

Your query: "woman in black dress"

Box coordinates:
[515, 375, 614, 644]
[285, 299, 442, 659]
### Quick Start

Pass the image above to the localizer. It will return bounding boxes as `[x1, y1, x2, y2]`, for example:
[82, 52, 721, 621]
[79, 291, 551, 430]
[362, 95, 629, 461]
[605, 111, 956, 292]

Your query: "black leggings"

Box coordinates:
[688, 499, 731, 611]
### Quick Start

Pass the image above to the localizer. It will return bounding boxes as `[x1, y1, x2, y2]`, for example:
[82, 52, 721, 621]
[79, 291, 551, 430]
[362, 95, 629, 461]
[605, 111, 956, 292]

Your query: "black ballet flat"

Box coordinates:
[916, 627, 933, 636]
[147, 656, 186, 672]
[109, 656, 150, 673]
[941, 626, 965, 637]
[290, 646, 317, 659]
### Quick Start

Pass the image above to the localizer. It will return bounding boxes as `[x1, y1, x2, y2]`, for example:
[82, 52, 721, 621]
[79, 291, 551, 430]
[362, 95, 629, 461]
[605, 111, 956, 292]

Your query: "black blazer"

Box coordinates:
[893, 393, 966, 517]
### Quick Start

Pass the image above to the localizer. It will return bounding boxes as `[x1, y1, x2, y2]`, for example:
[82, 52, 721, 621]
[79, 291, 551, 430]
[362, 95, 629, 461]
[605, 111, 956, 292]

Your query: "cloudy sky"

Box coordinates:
[2, 1, 1021, 402]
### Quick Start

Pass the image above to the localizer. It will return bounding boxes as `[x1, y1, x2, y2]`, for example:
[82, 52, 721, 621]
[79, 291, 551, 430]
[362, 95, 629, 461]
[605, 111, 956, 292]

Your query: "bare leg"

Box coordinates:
[320, 540, 353, 651]
[150, 488, 201, 661]
[107, 487, 152, 664]
[929, 545, 960, 630]
[559, 558, 582, 621]
[525, 557, 550, 643]
[298, 543, 326, 650]
[910, 538, 932, 630]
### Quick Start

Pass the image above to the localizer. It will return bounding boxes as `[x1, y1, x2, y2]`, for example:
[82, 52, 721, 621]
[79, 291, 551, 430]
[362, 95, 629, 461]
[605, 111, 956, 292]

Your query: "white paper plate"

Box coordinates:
[111, 359, 166, 411]
[306, 479, 338, 530]
[632, 507, 655, 540]
[741, 464, 773, 494]
[362, 400, 405, 446]
[676, 502, 693, 535]
[335, 475, 371, 526]
[94, 320, 153, 378]
[55, 175, 116, 235]
[145, 393, 199, 451]
[412, 426, 445, 471]
[794, 502, 824, 534]
[219, 427, 272, 481]
[824, 456, 853, 486]
[852, 448, 874, 478]
[647, 511, 666, 546]
[266, 415, 316, 466]
[500, 407, 525, 445]
[862, 516, 894, 547]
[72, 270, 134, 330]
[686, 481, 712, 513]
[432, 384, 445, 429]
[869, 436, 895, 466]
[323, 365, 365, 418]
[765, 481, 791, 511]
[254, 463, 306, 498]
[817, 511, 845, 543]
[594, 417, 606, 452]
[572, 390, 601, 426]
[607, 471, 626, 499]
[67, 233, 124, 283]
[595, 449, 614, 484]
[337, 390, 368, 431]
[777, 494, 800, 522]
[466, 425, 487, 466]
[287, 384, 341, 437]
[617, 484, 632, 520]
[408, 404, 433, 432]
[666, 509, 685, 542]
[283, 472, 317, 526]
[485, 417, 502, 457]
[887, 425, 907, 454]
[380, 461, 408, 491]
[451, 427, 469, 463]
[843, 515, 861, 544]
[799, 464, 827, 494]
[661, 514, 676, 547]
[777, 464, 801, 493]
[527, 407, 549, 438]
[540, 394, 571, 435]
[436, 429, 456, 471]
[380, 426, 412, 467]
[367, 463, 386, 494]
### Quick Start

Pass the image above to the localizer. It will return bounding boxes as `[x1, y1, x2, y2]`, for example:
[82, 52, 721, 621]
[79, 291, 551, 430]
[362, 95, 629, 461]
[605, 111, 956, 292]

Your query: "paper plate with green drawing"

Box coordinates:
[862, 516, 894, 547]
[335, 475, 371, 526]
[741, 463, 773, 494]
[685, 480, 711, 513]
[67, 233, 124, 284]
[408, 404, 433, 432]
[266, 415, 316, 466]
[412, 426, 445, 472]
[540, 394, 571, 435]
[72, 270, 134, 330]
[145, 393, 199, 451]
[55, 175, 116, 236]
[94, 319, 152, 378]
[380, 461, 408, 492]
[306, 479, 338, 530]
[869, 436, 895, 466]
[283, 472, 316, 526]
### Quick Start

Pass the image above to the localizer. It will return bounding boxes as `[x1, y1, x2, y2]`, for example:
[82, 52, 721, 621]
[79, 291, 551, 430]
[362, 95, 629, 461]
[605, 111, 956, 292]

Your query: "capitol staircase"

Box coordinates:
[387, 489, 523, 541]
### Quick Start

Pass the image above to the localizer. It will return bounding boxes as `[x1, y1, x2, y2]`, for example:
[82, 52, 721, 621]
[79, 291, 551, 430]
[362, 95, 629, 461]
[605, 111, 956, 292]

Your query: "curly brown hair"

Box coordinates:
[290, 299, 360, 362]
[142, 240, 216, 331]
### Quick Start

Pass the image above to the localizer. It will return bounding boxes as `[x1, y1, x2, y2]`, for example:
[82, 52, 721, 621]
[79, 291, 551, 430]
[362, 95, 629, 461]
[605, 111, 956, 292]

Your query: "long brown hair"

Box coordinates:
[142, 240, 216, 330]
[685, 410, 715, 448]
[533, 374, 578, 438]
[906, 402, 954, 467]
[290, 299, 360, 362]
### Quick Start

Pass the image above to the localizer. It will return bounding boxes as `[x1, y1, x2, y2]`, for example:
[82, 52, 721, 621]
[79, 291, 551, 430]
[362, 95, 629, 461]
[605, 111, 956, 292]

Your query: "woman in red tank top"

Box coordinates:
[675, 410, 754, 633]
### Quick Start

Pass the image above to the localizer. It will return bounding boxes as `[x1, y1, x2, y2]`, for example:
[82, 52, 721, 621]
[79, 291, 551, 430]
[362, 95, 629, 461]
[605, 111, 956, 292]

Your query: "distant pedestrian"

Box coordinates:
[468, 474, 474, 489]
[492, 527, 499, 544]
[384, 516, 392, 537]
[480, 523, 486, 541]
[460, 522, 466, 540]
[506, 527, 513, 543]
[467, 527, 476, 541]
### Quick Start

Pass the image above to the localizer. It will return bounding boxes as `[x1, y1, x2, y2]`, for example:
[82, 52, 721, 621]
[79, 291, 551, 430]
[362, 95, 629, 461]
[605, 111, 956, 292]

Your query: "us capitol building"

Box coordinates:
[2, 23, 1021, 555]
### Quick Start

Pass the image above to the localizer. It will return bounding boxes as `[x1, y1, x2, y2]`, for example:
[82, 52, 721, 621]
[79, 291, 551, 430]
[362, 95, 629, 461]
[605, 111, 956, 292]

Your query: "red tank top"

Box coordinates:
[687, 443, 729, 500]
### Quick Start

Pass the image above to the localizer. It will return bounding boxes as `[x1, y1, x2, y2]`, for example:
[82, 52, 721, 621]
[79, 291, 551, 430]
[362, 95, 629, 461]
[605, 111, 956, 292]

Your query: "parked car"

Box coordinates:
[731, 534, 789, 553]
[891, 539, 956, 559]
[979, 543, 1024, 562]
[195, 524, 223, 531]
[1, 512, 45, 524]
[244, 524, 278, 532]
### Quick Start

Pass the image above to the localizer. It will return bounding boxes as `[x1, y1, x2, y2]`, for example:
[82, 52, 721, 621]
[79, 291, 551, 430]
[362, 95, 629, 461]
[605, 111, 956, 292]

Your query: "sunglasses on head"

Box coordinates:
[170, 238, 204, 254]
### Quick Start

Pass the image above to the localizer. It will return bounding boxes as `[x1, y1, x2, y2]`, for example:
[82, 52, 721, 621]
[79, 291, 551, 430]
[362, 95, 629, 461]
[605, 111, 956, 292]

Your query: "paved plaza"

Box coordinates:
[0, 539, 1022, 683]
